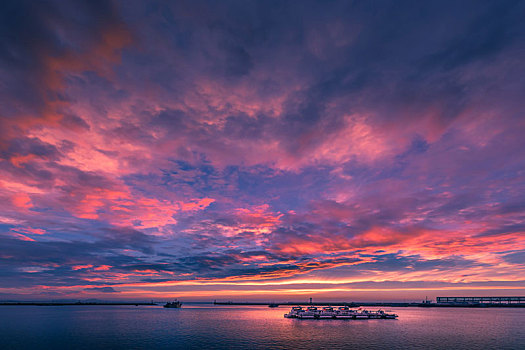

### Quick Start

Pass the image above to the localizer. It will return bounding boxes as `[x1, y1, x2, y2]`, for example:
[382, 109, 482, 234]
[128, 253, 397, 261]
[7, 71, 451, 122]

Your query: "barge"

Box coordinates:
[284, 306, 397, 319]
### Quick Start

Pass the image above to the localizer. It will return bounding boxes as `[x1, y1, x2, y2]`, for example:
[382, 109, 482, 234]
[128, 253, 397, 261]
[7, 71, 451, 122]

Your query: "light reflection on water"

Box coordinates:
[1, 304, 524, 349]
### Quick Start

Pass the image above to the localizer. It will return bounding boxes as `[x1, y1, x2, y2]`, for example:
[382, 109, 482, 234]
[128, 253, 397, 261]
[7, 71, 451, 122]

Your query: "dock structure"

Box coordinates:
[436, 296, 525, 305]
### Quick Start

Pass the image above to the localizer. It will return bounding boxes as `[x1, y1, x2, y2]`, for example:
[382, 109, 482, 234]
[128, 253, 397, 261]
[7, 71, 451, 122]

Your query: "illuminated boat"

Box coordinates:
[298, 306, 318, 319]
[335, 306, 355, 319]
[319, 306, 335, 318]
[284, 306, 398, 319]
[284, 306, 304, 318]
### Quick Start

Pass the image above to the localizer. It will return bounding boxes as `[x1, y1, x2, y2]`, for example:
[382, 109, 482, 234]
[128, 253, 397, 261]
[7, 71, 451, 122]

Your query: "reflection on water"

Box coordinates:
[1, 304, 524, 349]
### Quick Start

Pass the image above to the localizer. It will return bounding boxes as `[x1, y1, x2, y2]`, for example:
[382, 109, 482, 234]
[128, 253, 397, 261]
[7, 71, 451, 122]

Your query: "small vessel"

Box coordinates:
[164, 300, 182, 308]
[319, 306, 335, 318]
[298, 306, 317, 319]
[284, 306, 303, 318]
[335, 306, 355, 319]
[268, 303, 279, 308]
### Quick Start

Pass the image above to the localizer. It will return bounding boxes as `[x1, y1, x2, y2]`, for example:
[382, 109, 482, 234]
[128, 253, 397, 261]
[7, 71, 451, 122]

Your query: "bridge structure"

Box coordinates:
[436, 296, 525, 305]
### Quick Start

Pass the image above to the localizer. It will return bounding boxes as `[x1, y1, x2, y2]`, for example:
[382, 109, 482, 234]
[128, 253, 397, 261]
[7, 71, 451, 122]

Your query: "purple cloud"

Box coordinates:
[1, 0, 524, 300]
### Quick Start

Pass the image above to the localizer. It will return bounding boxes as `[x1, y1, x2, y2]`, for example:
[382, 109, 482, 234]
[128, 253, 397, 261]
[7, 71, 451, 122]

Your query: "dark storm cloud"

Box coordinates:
[0, 0, 129, 116]
[419, 0, 524, 70]
[502, 251, 525, 265]
[4, 138, 61, 160]
[478, 223, 525, 237]
[0, 226, 159, 287]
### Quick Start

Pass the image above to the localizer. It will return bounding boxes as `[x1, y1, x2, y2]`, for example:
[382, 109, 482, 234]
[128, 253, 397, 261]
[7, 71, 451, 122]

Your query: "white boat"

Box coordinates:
[299, 306, 317, 319]
[335, 306, 355, 318]
[284, 306, 304, 318]
[319, 306, 335, 318]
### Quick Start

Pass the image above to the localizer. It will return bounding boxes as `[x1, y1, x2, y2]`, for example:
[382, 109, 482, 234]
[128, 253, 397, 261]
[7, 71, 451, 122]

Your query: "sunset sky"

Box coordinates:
[1, 0, 525, 302]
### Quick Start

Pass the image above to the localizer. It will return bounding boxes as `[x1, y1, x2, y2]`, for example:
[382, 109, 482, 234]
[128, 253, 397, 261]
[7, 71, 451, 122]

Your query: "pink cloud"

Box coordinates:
[180, 198, 215, 211]
[11, 193, 33, 210]
[94, 265, 112, 271]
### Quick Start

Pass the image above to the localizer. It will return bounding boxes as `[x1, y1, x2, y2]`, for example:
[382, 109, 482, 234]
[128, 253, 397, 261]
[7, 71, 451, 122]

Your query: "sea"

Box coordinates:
[1, 304, 524, 349]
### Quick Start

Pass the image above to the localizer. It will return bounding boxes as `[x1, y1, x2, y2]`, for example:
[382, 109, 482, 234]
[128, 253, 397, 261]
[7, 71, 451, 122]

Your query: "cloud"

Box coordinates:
[84, 287, 120, 293]
[1, 0, 524, 300]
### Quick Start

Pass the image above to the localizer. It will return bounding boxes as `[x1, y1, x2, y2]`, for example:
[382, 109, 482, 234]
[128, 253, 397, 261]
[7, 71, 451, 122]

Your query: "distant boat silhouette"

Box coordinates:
[164, 300, 182, 308]
[268, 303, 279, 308]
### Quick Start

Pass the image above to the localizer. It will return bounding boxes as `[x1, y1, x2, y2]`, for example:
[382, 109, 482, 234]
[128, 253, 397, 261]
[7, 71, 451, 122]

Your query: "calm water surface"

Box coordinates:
[1, 304, 524, 349]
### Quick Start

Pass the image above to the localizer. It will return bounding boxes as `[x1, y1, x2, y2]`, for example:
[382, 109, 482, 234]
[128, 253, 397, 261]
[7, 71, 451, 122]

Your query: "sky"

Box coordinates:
[1, 0, 525, 302]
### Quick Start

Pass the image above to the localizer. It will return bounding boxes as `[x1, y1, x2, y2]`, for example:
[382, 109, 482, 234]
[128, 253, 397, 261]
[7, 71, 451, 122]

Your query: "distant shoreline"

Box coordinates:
[0, 302, 158, 306]
[2, 301, 524, 308]
[213, 301, 525, 308]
